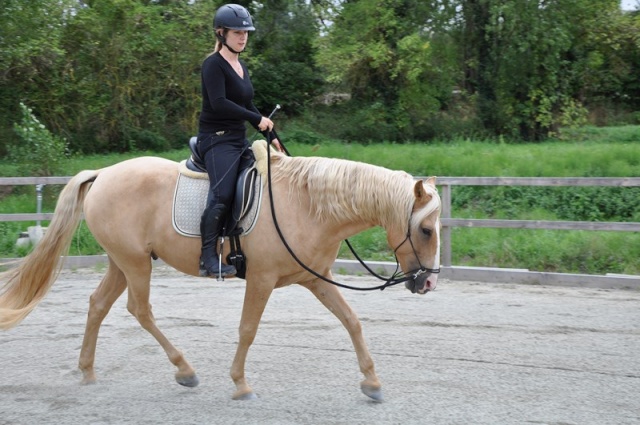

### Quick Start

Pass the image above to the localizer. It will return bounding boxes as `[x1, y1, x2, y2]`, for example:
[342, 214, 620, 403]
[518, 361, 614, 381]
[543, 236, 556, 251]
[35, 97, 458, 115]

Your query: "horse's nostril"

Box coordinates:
[425, 279, 437, 292]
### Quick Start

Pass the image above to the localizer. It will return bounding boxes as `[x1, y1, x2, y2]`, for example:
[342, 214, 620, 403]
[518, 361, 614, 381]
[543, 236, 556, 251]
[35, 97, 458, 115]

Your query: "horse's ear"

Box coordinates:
[425, 176, 437, 186]
[413, 180, 432, 206]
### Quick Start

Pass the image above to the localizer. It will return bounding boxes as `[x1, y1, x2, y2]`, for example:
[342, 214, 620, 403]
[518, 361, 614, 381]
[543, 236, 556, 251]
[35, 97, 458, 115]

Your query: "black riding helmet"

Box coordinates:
[214, 4, 255, 31]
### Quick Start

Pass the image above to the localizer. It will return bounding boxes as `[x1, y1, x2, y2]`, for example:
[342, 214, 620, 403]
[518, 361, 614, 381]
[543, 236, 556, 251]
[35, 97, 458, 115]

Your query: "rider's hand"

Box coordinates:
[271, 138, 283, 152]
[258, 116, 274, 132]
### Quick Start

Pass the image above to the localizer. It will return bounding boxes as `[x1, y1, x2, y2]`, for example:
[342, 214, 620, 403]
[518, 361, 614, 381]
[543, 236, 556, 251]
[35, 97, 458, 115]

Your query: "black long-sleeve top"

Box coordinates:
[198, 52, 262, 134]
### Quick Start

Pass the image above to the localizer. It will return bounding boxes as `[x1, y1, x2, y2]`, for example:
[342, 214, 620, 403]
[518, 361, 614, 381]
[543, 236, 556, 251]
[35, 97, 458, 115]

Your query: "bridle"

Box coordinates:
[344, 222, 441, 290]
[264, 138, 440, 292]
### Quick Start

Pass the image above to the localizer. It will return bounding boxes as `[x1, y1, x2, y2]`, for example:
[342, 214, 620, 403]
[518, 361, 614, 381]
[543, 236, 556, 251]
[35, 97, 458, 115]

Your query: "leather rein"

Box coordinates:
[264, 137, 439, 291]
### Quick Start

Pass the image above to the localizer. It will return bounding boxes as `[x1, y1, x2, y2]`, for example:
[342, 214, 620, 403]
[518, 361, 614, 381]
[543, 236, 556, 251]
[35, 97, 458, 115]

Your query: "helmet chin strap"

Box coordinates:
[216, 33, 243, 54]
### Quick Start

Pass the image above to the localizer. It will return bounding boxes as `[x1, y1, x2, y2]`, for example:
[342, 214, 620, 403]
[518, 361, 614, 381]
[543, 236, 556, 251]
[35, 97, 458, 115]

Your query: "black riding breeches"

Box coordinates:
[197, 131, 253, 208]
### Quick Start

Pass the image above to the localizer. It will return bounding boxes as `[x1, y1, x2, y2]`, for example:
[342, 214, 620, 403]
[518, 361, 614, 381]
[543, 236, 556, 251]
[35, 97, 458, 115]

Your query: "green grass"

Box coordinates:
[338, 226, 639, 275]
[451, 228, 639, 275]
[290, 137, 640, 177]
[1, 125, 639, 275]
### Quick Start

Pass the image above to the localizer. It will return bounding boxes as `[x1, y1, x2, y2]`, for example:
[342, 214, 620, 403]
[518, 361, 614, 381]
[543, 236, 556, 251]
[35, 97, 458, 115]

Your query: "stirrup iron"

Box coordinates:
[217, 236, 225, 282]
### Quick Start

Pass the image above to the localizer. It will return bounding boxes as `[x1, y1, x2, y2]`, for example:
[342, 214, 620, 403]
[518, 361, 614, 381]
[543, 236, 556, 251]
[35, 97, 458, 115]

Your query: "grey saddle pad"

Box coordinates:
[172, 161, 262, 238]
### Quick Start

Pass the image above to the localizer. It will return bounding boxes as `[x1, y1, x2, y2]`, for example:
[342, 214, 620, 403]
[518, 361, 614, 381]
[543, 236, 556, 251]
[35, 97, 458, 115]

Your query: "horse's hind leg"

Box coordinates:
[301, 275, 383, 401]
[78, 258, 127, 384]
[122, 257, 198, 387]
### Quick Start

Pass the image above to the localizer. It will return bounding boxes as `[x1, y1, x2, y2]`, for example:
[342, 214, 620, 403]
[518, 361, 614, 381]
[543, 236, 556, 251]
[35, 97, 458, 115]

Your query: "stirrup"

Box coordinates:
[199, 261, 237, 279]
[199, 233, 236, 279]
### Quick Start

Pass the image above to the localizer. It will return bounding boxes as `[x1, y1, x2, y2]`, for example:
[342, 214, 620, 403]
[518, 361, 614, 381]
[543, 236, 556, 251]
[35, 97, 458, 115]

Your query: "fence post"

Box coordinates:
[36, 184, 44, 227]
[440, 183, 452, 267]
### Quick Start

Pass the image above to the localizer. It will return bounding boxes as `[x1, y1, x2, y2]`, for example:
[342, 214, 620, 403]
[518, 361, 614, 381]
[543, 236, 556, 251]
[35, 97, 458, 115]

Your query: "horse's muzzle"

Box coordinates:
[405, 273, 437, 294]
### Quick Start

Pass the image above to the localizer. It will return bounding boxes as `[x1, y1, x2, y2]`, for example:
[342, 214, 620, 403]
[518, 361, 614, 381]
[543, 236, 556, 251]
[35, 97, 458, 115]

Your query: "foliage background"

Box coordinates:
[1, 0, 639, 155]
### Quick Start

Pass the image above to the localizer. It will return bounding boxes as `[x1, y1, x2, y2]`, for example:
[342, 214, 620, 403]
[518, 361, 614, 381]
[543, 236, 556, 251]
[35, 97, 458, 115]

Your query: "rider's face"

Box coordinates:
[225, 30, 248, 52]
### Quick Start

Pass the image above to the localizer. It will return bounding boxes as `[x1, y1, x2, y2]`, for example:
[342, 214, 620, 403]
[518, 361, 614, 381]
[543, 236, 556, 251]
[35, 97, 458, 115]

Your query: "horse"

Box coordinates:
[0, 140, 442, 401]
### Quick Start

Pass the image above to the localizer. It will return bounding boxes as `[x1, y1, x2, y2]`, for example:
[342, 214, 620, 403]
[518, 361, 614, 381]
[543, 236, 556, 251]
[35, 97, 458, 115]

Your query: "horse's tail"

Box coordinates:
[0, 169, 100, 330]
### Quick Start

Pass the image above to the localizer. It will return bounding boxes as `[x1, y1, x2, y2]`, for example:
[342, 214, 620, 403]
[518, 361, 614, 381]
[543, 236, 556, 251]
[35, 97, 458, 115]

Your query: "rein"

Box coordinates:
[264, 136, 438, 291]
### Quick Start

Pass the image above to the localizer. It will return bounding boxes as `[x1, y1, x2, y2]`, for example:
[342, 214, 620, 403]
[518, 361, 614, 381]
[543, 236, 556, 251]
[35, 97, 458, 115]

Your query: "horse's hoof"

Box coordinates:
[176, 374, 199, 388]
[361, 384, 384, 402]
[233, 391, 258, 401]
[80, 371, 97, 385]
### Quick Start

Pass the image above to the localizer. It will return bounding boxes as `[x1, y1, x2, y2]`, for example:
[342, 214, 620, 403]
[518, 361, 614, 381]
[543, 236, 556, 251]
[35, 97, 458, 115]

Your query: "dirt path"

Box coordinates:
[1, 266, 639, 424]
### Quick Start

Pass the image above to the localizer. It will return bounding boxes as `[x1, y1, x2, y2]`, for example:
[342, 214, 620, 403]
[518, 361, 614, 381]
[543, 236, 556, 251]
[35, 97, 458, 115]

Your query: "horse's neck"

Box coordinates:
[271, 155, 411, 236]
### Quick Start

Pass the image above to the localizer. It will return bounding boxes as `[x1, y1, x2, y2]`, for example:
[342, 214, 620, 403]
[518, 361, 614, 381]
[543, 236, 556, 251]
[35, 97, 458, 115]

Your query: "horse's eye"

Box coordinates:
[421, 227, 432, 237]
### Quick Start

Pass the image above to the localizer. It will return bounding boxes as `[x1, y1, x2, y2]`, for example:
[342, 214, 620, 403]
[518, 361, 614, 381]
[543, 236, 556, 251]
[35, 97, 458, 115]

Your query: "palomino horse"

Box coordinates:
[0, 140, 441, 401]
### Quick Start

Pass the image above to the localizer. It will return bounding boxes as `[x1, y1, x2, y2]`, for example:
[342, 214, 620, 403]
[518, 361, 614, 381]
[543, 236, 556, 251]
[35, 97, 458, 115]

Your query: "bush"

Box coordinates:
[453, 186, 640, 222]
[126, 128, 171, 152]
[10, 102, 68, 176]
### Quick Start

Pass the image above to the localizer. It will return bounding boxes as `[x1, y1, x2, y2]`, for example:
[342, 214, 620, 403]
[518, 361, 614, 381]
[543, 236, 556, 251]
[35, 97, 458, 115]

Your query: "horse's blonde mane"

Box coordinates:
[271, 154, 424, 229]
[252, 139, 440, 230]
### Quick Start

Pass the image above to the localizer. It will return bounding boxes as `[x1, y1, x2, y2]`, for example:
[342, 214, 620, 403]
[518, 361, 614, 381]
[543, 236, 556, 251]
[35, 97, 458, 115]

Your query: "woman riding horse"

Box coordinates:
[197, 3, 282, 278]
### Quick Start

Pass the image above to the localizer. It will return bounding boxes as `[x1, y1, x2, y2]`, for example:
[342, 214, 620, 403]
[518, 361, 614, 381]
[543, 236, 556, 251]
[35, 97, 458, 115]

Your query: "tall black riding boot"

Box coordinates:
[199, 203, 237, 278]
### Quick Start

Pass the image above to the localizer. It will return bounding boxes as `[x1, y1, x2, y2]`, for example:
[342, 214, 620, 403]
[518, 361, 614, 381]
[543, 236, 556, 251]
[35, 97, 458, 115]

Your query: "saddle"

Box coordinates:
[172, 138, 266, 278]
[185, 136, 206, 173]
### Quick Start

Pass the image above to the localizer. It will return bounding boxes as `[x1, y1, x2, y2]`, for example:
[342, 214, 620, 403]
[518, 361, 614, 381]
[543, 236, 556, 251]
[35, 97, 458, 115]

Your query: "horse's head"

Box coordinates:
[391, 177, 441, 295]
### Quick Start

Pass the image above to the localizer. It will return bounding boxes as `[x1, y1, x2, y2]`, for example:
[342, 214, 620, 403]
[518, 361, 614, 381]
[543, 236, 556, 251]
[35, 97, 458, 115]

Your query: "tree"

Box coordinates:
[0, 0, 326, 153]
[315, 0, 458, 141]
[318, 0, 639, 141]
[245, 0, 325, 116]
[1, 0, 217, 154]
[0, 0, 75, 156]
[575, 5, 640, 121]
[56, 0, 216, 152]
[459, 0, 623, 140]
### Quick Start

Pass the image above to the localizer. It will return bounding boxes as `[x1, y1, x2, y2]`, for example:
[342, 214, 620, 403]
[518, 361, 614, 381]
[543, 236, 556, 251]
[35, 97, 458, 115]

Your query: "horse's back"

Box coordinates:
[97, 156, 178, 179]
[87, 156, 177, 208]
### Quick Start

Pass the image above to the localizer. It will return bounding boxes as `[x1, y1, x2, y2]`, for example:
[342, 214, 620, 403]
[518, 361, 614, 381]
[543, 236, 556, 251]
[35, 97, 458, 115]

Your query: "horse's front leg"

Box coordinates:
[230, 279, 275, 400]
[301, 275, 383, 401]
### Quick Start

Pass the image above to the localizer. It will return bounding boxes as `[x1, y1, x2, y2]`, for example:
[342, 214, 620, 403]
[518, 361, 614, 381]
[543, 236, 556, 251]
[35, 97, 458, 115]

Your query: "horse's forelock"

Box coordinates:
[410, 183, 441, 230]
